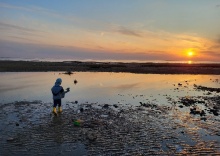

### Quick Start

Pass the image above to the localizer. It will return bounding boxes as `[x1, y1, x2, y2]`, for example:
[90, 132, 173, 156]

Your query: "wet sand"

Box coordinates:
[1, 60, 220, 74]
[0, 93, 220, 155]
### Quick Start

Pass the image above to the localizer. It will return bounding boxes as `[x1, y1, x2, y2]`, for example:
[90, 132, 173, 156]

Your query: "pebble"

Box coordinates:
[7, 137, 14, 142]
[200, 117, 207, 121]
[86, 132, 97, 141]
[103, 104, 109, 109]
[113, 104, 118, 108]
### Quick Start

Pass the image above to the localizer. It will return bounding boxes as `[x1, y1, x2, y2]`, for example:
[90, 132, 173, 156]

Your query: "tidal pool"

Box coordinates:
[0, 72, 220, 155]
[0, 72, 220, 106]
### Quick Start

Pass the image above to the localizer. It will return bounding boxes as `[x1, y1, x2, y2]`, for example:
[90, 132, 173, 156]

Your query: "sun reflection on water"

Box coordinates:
[0, 72, 219, 104]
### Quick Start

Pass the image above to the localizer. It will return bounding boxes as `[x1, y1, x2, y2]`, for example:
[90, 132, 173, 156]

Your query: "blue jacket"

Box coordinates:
[51, 82, 65, 100]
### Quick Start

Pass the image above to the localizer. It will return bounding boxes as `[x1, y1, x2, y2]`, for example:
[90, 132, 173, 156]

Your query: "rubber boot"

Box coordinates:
[52, 107, 57, 115]
[58, 106, 62, 113]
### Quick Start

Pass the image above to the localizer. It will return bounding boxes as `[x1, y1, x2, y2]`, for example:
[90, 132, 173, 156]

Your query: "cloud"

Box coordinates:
[1, 39, 220, 62]
[210, 35, 220, 48]
[112, 26, 142, 37]
[0, 39, 172, 61]
[205, 36, 220, 52]
[0, 2, 108, 34]
[209, 44, 220, 50]
[0, 22, 46, 43]
[0, 22, 39, 33]
[201, 50, 220, 58]
[5, 36, 40, 43]
[217, 36, 220, 43]
[0, 2, 54, 15]
[178, 37, 199, 43]
[0, 2, 32, 11]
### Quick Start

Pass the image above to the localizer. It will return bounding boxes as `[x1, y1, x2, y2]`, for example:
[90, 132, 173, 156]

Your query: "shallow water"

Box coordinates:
[0, 72, 220, 106]
[0, 72, 220, 155]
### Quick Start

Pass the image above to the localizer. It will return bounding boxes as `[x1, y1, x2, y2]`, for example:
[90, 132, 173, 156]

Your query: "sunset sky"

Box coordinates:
[0, 0, 220, 62]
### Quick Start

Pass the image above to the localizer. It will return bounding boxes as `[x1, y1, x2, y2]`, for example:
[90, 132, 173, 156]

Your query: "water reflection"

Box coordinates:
[0, 72, 219, 106]
[188, 60, 192, 64]
[110, 82, 140, 90]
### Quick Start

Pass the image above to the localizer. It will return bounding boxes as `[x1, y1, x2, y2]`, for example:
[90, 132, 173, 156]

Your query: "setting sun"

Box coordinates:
[187, 51, 194, 57]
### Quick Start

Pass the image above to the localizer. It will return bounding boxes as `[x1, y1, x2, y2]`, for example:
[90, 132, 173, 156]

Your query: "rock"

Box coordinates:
[85, 104, 92, 108]
[86, 132, 97, 141]
[207, 92, 212, 95]
[200, 110, 206, 116]
[7, 137, 15, 142]
[100, 114, 108, 118]
[80, 108, 84, 112]
[213, 112, 219, 116]
[119, 109, 124, 112]
[210, 109, 219, 116]
[197, 101, 205, 104]
[190, 108, 206, 116]
[190, 108, 196, 114]
[179, 105, 183, 108]
[178, 83, 182, 86]
[181, 97, 197, 106]
[113, 104, 118, 108]
[74, 79, 78, 84]
[200, 117, 207, 121]
[213, 106, 218, 110]
[103, 104, 109, 109]
[64, 71, 73, 75]
[140, 103, 156, 108]
[16, 123, 19, 126]
[195, 85, 220, 92]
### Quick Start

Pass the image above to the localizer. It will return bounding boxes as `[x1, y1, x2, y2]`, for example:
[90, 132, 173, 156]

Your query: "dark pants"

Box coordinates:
[53, 99, 61, 107]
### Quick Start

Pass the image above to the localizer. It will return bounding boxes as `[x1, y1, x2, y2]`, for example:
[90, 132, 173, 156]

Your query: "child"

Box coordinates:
[51, 78, 70, 114]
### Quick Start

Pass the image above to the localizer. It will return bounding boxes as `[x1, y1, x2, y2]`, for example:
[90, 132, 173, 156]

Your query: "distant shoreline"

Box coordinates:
[1, 60, 220, 74]
[1, 58, 220, 64]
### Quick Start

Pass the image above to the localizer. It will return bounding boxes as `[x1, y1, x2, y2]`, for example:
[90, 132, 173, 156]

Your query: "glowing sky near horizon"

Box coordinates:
[0, 0, 220, 61]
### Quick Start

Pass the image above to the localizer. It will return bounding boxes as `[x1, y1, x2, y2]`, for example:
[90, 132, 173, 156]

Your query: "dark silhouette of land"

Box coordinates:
[0, 60, 220, 74]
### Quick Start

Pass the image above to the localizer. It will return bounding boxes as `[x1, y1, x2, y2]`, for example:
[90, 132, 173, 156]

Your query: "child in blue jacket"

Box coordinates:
[51, 78, 70, 114]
